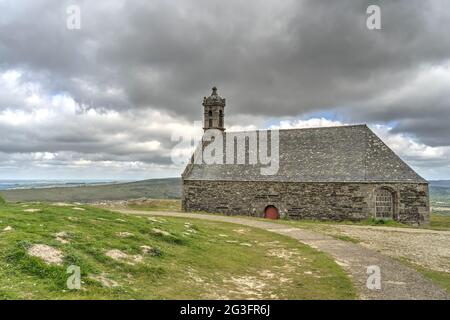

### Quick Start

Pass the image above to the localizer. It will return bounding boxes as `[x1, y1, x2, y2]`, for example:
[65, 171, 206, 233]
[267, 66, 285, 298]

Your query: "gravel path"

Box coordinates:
[320, 225, 450, 273]
[115, 209, 449, 300]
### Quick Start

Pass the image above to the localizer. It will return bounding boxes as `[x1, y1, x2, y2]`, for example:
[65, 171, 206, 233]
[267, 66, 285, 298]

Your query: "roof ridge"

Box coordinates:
[226, 124, 368, 134]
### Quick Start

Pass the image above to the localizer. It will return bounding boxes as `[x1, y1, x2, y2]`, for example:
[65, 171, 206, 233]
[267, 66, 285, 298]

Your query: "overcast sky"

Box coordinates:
[0, 0, 449, 180]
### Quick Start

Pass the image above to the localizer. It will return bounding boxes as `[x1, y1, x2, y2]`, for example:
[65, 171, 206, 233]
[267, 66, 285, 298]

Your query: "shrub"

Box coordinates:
[0, 195, 6, 205]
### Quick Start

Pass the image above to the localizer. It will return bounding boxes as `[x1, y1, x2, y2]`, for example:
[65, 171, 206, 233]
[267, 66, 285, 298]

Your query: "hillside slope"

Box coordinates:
[0, 178, 181, 203]
[0, 202, 355, 299]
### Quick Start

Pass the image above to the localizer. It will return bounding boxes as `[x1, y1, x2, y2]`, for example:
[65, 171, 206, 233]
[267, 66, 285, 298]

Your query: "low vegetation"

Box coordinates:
[430, 211, 450, 231]
[0, 202, 355, 299]
[415, 267, 450, 295]
[276, 217, 409, 229]
[127, 199, 182, 212]
[398, 258, 450, 295]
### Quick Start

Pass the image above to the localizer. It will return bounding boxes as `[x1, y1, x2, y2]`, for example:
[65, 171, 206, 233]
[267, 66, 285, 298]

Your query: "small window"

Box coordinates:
[219, 110, 223, 127]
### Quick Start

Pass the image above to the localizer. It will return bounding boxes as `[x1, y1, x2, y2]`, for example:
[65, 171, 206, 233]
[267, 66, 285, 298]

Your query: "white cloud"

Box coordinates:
[270, 118, 348, 129]
[1, 70, 449, 180]
[371, 124, 450, 162]
[0, 70, 201, 178]
[266, 117, 450, 179]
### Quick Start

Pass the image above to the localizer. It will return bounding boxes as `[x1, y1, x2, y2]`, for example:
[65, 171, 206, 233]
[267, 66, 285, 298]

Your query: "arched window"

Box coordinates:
[208, 111, 213, 127]
[375, 188, 394, 219]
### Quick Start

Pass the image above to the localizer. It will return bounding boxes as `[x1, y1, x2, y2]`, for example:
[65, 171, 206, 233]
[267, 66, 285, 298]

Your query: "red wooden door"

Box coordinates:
[264, 206, 279, 219]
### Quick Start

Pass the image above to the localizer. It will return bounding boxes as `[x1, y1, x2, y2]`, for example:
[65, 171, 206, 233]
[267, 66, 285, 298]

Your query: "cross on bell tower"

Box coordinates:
[203, 87, 225, 132]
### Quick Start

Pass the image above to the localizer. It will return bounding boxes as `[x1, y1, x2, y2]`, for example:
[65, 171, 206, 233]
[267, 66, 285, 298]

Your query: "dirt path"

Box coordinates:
[114, 209, 448, 300]
[317, 225, 450, 273]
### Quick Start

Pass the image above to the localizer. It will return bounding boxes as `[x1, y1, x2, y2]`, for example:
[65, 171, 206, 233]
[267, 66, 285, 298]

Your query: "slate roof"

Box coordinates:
[183, 125, 427, 183]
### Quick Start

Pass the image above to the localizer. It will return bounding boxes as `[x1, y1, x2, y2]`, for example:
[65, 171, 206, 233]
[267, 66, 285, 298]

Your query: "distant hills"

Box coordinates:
[0, 178, 181, 203]
[429, 181, 450, 206]
[429, 180, 450, 188]
[1, 177, 449, 204]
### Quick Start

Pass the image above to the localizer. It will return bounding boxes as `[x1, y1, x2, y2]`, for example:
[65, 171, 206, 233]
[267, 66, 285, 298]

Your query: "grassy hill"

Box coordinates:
[0, 202, 355, 299]
[0, 178, 181, 203]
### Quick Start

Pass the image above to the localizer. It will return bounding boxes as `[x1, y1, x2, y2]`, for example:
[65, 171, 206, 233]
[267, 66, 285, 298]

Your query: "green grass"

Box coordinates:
[415, 267, 450, 295]
[331, 235, 360, 243]
[397, 257, 450, 295]
[429, 212, 450, 231]
[0, 202, 355, 300]
[127, 199, 182, 212]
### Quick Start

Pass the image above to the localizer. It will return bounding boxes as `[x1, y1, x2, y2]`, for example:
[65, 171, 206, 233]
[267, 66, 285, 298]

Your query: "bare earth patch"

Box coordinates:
[105, 249, 143, 265]
[267, 248, 297, 261]
[28, 244, 64, 265]
[233, 228, 250, 234]
[106, 249, 129, 261]
[151, 228, 171, 236]
[53, 203, 73, 207]
[240, 242, 252, 247]
[54, 231, 70, 244]
[89, 273, 119, 288]
[116, 232, 134, 238]
[73, 207, 85, 211]
[3, 226, 13, 232]
[140, 245, 153, 254]
[23, 209, 41, 213]
[223, 276, 278, 299]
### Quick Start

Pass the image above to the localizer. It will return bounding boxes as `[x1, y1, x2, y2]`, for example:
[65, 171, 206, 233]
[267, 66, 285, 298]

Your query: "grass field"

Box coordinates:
[0, 201, 355, 300]
[127, 199, 182, 212]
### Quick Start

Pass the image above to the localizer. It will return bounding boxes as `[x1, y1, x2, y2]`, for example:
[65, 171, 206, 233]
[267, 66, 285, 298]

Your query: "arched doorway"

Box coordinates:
[375, 188, 394, 219]
[264, 205, 279, 220]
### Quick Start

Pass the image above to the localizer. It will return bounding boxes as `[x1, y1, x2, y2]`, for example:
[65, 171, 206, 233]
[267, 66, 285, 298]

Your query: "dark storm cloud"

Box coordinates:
[3, 0, 449, 114]
[0, 0, 449, 177]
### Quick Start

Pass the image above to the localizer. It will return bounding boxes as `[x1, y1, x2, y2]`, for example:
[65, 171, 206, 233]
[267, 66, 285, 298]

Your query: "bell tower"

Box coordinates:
[203, 87, 225, 132]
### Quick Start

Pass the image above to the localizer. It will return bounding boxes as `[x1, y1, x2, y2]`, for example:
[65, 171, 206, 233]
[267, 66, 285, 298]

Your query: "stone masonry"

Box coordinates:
[182, 180, 429, 225]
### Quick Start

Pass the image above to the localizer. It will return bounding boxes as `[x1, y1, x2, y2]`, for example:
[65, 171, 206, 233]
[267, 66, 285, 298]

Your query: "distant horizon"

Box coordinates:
[1, 177, 449, 182]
